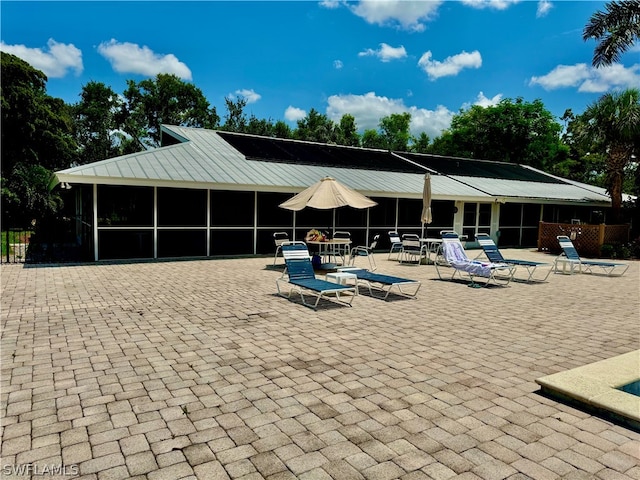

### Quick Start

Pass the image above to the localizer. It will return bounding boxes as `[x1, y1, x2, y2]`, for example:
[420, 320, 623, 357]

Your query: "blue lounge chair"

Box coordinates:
[475, 233, 552, 282]
[435, 231, 516, 287]
[554, 235, 629, 276]
[340, 267, 421, 300]
[276, 243, 357, 309]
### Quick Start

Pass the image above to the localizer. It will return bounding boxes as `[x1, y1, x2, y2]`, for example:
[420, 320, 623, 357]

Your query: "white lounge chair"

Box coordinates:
[435, 231, 516, 287]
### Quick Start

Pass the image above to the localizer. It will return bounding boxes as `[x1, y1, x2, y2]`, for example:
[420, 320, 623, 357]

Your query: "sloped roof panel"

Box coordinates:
[400, 151, 567, 183]
[216, 131, 424, 173]
[455, 176, 611, 202]
[54, 125, 610, 205]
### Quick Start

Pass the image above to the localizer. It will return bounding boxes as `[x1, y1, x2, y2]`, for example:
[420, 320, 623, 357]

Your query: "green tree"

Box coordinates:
[583, 0, 640, 67]
[245, 114, 275, 136]
[410, 132, 431, 153]
[1, 53, 77, 225]
[122, 73, 219, 148]
[574, 88, 640, 222]
[361, 129, 386, 149]
[334, 114, 360, 146]
[273, 120, 293, 139]
[222, 96, 248, 133]
[73, 81, 134, 164]
[295, 108, 336, 143]
[379, 112, 412, 151]
[555, 109, 607, 186]
[429, 98, 566, 170]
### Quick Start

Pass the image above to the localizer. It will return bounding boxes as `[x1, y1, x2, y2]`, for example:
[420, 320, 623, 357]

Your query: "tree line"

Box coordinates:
[1, 1, 639, 228]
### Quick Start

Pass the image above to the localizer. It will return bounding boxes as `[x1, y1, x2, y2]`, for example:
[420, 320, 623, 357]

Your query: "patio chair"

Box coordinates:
[475, 233, 552, 282]
[339, 267, 421, 300]
[273, 232, 290, 265]
[276, 243, 356, 309]
[435, 231, 516, 287]
[388, 231, 403, 260]
[554, 235, 629, 276]
[349, 234, 379, 271]
[331, 231, 351, 264]
[400, 233, 428, 264]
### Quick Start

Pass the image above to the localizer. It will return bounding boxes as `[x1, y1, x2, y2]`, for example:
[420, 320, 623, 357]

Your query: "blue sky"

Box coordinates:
[2, 1, 639, 139]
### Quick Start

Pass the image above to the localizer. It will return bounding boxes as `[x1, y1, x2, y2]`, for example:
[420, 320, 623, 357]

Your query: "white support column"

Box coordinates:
[93, 184, 98, 261]
[453, 201, 464, 234]
[491, 202, 501, 240]
[394, 197, 399, 231]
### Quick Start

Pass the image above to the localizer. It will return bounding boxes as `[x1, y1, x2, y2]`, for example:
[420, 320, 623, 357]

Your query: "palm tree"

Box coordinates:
[577, 88, 640, 222]
[583, 0, 640, 67]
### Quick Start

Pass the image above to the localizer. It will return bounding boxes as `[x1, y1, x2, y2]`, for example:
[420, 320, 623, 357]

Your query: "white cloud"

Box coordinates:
[407, 105, 455, 139]
[359, 43, 407, 62]
[285, 106, 306, 122]
[418, 50, 482, 80]
[469, 91, 503, 108]
[536, 0, 552, 18]
[234, 89, 261, 104]
[349, 0, 442, 32]
[0, 38, 82, 78]
[97, 39, 192, 80]
[529, 64, 590, 89]
[461, 0, 520, 10]
[529, 63, 640, 92]
[319, 0, 341, 9]
[325, 91, 454, 139]
[334, 60, 344, 69]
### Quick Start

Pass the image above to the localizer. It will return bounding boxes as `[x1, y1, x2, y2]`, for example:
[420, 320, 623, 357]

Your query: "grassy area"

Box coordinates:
[1, 230, 33, 259]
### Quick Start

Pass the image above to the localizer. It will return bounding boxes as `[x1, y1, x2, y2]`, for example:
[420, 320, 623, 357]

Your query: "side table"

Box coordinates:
[326, 271, 359, 295]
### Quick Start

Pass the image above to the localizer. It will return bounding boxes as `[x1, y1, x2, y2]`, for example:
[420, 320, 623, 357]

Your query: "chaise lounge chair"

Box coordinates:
[339, 267, 421, 300]
[554, 235, 629, 276]
[475, 233, 552, 282]
[276, 243, 357, 309]
[435, 231, 516, 287]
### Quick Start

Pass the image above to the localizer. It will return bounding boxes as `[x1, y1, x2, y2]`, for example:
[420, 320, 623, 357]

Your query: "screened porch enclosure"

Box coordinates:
[92, 185, 452, 261]
[84, 184, 586, 261]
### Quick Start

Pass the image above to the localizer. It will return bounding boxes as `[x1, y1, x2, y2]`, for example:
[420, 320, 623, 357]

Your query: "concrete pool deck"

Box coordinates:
[1, 248, 639, 479]
[537, 350, 640, 432]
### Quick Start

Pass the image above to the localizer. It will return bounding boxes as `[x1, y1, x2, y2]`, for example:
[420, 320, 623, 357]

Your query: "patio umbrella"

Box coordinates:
[279, 176, 377, 211]
[420, 173, 433, 238]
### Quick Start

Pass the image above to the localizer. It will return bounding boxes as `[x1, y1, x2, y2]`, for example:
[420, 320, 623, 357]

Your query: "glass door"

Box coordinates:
[462, 203, 491, 242]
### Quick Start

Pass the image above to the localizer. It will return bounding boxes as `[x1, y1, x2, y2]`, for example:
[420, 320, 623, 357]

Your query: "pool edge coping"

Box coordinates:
[536, 350, 640, 431]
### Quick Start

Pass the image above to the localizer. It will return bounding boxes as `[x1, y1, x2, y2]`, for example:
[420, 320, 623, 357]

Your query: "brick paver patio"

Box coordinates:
[1, 249, 639, 479]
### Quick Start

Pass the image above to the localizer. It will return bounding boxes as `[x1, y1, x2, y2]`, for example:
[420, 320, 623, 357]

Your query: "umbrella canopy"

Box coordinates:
[279, 177, 377, 211]
[421, 173, 433, 225]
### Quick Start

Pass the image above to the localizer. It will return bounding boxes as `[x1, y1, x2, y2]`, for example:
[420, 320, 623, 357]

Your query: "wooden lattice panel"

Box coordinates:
[537, 222, 630, 257]
[603, 225, 630, 245]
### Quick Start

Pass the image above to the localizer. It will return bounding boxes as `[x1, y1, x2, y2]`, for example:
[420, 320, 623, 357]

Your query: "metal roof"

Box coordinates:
[54, 125, 611, 205]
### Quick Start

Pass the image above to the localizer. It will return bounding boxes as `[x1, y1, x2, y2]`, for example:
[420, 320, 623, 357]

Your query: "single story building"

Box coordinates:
[53, 125, 614, 261]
